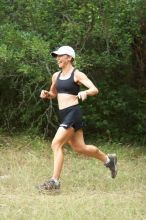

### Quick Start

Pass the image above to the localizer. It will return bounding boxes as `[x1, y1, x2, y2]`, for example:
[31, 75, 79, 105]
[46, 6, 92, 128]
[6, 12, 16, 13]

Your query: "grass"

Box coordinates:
[0, 134, 146, 220]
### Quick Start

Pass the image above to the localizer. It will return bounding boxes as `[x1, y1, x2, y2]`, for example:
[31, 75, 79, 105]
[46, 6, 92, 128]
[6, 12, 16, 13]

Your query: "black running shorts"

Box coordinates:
[59, 104, 83, 131]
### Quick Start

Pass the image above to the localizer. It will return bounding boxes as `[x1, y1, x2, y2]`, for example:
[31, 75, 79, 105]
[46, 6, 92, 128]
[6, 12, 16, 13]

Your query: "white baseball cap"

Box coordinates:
[51, 46, 75, 59]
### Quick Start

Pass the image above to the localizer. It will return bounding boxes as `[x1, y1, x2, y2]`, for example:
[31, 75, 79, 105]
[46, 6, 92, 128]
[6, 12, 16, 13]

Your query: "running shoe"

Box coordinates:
[37, 179, 60, 192]
[105, 154, 117, 178]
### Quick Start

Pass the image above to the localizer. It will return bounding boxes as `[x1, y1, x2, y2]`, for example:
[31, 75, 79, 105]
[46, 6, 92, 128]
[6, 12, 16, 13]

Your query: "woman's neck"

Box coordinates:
[61, 64, 74, 75]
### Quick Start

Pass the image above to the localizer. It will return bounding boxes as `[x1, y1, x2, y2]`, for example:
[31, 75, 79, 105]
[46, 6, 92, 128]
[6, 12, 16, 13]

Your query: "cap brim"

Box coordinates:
[51, 51, 75, 58]
[51, 51, 58, 57]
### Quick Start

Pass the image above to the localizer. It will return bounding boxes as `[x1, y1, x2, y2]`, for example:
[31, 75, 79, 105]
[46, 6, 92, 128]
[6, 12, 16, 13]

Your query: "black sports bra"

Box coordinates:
[56, 69, 80, 95]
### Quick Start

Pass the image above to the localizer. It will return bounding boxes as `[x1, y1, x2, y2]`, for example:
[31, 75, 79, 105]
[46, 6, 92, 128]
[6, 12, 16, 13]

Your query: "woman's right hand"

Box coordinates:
[40, 90, 50, 99]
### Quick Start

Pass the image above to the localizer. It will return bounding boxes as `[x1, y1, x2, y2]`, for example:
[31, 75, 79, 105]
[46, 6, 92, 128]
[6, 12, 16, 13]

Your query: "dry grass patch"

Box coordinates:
[0, 134, 146, 220]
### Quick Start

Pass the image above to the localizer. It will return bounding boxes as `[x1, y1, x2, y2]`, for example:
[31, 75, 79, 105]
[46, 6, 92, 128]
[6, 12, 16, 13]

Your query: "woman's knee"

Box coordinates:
[51, 140, 60, 151]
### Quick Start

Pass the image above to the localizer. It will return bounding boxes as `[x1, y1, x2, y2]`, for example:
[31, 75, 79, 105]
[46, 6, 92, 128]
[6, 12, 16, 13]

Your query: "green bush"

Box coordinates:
[0, 0, 146, 143]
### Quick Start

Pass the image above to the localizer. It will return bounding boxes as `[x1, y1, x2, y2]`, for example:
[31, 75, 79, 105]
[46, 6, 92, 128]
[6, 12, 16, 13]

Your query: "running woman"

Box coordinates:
[39, 46, 117, 191]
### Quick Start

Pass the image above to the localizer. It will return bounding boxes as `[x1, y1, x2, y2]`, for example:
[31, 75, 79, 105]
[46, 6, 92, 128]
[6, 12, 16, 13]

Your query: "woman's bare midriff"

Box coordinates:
[57, 93, 79, 110]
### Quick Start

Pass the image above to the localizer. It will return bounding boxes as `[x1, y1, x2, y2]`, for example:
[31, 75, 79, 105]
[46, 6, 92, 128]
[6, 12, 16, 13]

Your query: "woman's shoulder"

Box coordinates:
[52, 71, 61, 79]
[74, 69, 88, 84]
[74, 69, 87, 79]
[51, 71, 61, 84]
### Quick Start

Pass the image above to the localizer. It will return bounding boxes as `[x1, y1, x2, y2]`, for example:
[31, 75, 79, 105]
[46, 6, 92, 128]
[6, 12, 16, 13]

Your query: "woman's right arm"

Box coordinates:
[40, 72, 58, 99]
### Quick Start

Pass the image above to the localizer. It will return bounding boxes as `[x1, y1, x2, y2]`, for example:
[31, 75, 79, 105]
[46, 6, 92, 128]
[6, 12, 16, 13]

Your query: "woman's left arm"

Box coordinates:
[75, 70, 99, 101]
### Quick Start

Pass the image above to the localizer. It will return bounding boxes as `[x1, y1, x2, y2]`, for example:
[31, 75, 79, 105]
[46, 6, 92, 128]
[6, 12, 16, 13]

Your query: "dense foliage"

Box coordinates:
[0, 0, 146, 142]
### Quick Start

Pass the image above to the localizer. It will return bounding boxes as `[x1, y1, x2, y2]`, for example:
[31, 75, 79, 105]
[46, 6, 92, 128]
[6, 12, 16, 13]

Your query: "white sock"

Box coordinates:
[105, 156, 110, 164]
[52, 178, 59, 184]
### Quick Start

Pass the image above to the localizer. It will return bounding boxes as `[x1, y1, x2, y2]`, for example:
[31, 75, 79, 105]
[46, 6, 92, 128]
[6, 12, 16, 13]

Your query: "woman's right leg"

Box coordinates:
[37, 127, 74, 191]
[51, 126, 74, 180]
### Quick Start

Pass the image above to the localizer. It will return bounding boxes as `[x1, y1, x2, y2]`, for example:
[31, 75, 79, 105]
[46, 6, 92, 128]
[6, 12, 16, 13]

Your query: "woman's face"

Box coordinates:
[56, 55, 72, 68]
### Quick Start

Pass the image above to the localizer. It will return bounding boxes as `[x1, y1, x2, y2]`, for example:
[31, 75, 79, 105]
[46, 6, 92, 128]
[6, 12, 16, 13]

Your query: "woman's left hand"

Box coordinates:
[77, 91, 87, 101]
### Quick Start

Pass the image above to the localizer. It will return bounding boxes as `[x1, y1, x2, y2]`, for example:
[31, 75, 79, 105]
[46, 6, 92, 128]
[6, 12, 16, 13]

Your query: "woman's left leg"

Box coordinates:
[69, 129, 117, 178]
[68, 129, 107, 162]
